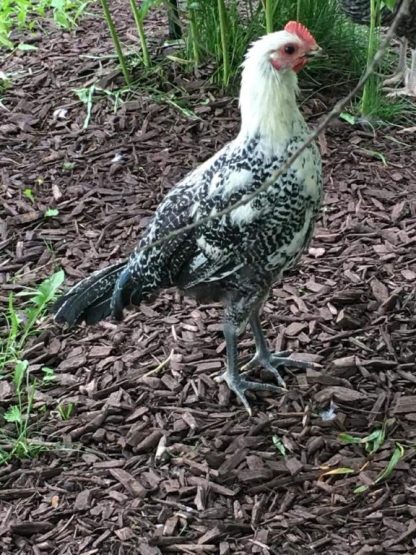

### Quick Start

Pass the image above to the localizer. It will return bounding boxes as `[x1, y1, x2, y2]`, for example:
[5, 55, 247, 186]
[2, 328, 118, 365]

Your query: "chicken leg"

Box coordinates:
[382, 37, 408, 87]
[241, 312, 317, 385]
[215, 321, 281, 416]
[385, 48, 416, 97]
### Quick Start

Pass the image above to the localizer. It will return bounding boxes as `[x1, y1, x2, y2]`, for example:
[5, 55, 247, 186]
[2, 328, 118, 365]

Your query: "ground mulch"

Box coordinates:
[1, 3, 416, 554]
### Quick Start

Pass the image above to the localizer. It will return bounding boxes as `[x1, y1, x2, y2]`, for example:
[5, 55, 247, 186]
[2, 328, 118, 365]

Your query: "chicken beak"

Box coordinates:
[306, 46, 324, 60]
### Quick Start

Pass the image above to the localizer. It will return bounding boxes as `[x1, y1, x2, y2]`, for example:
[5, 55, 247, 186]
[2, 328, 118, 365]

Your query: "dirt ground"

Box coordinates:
[1, 4, 416, 554]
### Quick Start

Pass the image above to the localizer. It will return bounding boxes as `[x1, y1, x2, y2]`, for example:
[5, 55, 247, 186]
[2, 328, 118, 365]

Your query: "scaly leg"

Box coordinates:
[386, 48, 416, 97]
[215, 321, 280, 416]
[382, 37, 408, 87]
[241, 311, 320, 385]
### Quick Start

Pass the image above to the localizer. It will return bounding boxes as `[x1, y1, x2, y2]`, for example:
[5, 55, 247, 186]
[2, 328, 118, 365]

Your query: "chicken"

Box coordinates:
[338, 0, 416, 96]
[54, 22, 322, 415]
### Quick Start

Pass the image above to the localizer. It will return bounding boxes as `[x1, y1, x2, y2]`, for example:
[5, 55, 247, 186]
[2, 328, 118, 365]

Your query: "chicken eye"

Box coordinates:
[284, 44, 296, 55]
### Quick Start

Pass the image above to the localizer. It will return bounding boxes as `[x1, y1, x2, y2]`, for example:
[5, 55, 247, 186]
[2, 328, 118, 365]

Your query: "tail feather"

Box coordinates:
[109, 264, 145, 321]
[54, 262, 126, 327]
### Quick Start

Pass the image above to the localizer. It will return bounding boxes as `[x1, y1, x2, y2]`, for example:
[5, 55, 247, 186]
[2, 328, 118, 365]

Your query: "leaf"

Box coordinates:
[354, 484, 369, 495]
[359, 148, 387, 166]
[320, 467, 355, 477]
[44, 208, 59, 218]
[272, 435, 286, 457]
[54, 10, 72, 29]
[42, 367, 56, 384]
[23, 188, 35, 202]
[0, 33, 14, 49]
[368, 428, 385, 455]
[354, 443, 404, 495]
[338, 432, 363, 444]
[382, 0, 398, 10]
[339, 112, 357, 125]
[4, 405, 22, 424]
[14, 360, 28, 390]
[41, 270, 65, 301]
[73, 85, 95, 129]
[138, 0, 162, 19]
[374, 443, 404, 484]
[362, 430, 382, 443]
[338, 429, 386, 453]
[16, 43, 38, 51]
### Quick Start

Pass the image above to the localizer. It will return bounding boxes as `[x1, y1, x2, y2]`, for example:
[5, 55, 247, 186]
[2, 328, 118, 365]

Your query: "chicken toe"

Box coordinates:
[215, 369, 281, 416]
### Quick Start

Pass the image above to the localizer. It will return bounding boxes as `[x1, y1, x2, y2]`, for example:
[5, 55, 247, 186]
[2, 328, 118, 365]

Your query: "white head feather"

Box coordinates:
[238, 29, 318, 145]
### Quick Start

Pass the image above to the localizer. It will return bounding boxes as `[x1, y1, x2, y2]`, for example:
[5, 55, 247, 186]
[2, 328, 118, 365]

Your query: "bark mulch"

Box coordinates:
[1, 4, 416, 554]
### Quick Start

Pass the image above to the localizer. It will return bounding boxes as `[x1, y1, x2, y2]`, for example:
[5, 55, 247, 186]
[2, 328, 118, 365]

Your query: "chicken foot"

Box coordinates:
[215, 321, 280, 416]
[241, 313, 318, 387]
[385, 48, 416, 97]
[382, 37, 408, 87]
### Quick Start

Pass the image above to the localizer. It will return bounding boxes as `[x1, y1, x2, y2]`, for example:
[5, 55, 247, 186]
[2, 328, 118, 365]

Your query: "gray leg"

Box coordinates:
[383, 37, 408, 87]
[385, 47, 416, 97]
[241, 311, 319, 385]
[215, 321, 280, 416]
[404, 48, 416, 94]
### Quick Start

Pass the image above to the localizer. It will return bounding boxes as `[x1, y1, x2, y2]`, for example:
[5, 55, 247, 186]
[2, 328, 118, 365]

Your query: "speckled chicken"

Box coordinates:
[54, 22, 322, 415]
[339, 0, 416, 96]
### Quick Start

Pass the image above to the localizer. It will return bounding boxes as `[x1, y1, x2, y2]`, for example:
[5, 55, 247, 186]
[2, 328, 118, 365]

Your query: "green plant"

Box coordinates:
[0, 270, 64, 464]
[0, 71, 11, 98]
[0, 0, 90, 50]
[42, 366, 56, 384]
[58, 402, 75, 420]
[1, 360, 38, 462]
[93, 0, 407, 123]
[23, 187, 35, 203]
[98, 0, 162, 83]
[272, 434, 286, 457]
[129, 0, 162, 69]
[339, 426, 390, 456]
[62, 161, 75, 171]
[336, 422, 405, 494]
[187, 0, 200, 67]
[181, 0, 369, 89]
[1, 271, 64, 368]
[44, 207, 59, 218]
[49, 0, 90, 29]
[73, 84, 124, 129]
[354, 443, 405, 494]
[360, 0, 382, 116]
[99, 0, 131, 85]
[217, 0, 230, 87]
[263, 0, 275, 33]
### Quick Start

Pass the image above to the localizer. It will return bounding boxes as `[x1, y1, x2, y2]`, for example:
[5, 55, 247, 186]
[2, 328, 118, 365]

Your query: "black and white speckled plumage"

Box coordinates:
[339, 0, 416, 48]
[109, 132, 321, 330]
[55, 29, 322, 339]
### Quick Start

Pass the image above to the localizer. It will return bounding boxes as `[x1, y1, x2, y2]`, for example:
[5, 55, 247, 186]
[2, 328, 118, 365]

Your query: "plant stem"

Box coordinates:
[360, 0, 380, 116]
[264, 0, 273, 33]
[217, 0, 230, 86]
[99, 0, 131, 85]
[130, 0, 151, 68]
[187, 0, 200, 66]
[296, 0, 301, 22]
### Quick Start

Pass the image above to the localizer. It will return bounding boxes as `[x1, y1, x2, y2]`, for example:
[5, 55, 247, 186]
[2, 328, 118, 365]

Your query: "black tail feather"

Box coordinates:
[110, 266, 140, 321]
[54, 262, 126, 327]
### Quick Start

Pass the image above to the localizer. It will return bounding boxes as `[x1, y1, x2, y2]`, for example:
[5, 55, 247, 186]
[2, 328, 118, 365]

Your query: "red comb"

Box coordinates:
[284, 21, 316, 46]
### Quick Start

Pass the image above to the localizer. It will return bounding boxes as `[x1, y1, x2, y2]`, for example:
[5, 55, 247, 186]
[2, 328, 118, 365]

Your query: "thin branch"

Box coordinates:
[132, 0, 409, 256]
